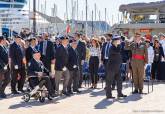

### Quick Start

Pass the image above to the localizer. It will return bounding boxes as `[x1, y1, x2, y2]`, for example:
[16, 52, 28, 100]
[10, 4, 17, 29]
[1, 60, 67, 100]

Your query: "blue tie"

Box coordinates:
[105, 43, 110, 59]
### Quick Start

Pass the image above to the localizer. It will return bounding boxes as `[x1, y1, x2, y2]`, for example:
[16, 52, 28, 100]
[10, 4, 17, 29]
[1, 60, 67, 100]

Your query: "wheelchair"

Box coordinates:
[22, 75, 53, 103]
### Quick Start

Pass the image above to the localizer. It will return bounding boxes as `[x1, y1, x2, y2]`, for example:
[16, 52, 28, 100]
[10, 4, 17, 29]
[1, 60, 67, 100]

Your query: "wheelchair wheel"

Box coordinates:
[23, 93, 30, 102]
[39, 96, 45, 103]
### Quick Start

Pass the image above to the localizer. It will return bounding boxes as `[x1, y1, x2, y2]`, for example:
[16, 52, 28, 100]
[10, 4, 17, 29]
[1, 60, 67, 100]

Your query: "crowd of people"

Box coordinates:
[0, 31, 165, 99]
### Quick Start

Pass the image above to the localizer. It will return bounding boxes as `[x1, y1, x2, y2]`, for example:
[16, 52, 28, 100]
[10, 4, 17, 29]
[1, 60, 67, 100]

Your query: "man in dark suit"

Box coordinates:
[101, 33, 112, 66]
[74, 32, 86, 88]
[54, 35, 70, 96]
[27, 51, 55, 98]
[9, 35, 26, 94]
[39, 33, 56, 91]
[0, 36, 10, 98]
[101, 33, 116, 89]
[67, 39, 81, 94]
[25, 37, 38, 64]
[39, 33, 55, 70]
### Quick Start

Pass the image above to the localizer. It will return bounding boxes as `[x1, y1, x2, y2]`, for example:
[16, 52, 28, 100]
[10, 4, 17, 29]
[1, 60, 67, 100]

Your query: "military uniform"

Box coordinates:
[125, 41, 148, 93]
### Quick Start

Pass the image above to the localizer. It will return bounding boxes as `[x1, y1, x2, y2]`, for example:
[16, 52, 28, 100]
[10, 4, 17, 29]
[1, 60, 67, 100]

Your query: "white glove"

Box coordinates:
[62, 67, 67, 71]
[49, 72, 55, 78]
[14, 65, 18, 70]
[73, 65, 77, 68]
[81, 60, 85, 65]
[37, 72, 43, 77]
[4, 65, 7, 70]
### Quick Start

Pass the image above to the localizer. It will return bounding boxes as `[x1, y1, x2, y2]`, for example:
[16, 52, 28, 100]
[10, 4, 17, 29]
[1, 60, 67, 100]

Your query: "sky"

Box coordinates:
[24, 0, 162, 25]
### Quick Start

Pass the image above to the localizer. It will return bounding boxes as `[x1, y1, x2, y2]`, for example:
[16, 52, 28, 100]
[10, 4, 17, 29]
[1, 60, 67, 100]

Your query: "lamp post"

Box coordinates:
[33, 0, 36, 36]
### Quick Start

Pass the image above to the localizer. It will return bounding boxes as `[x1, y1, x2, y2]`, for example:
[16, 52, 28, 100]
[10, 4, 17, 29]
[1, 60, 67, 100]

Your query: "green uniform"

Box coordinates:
[125, 41, 148, 91]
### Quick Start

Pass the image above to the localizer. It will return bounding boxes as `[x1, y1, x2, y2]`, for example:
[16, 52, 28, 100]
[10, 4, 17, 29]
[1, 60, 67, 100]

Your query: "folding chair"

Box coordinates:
[82, 62, 90, 87]
[98, 65, 105, 88]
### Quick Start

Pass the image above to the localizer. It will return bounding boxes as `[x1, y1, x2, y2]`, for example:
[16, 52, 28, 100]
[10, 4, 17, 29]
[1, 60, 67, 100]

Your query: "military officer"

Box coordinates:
[125, 33, 148, 94]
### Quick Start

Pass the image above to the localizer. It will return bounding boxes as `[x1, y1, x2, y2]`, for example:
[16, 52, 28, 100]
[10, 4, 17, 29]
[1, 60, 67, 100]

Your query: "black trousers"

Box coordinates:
[78, 61, 83, 87]
[104, 59, 116, 88]
[29, 76, 55, 95]
[0, 69, 10, 94]
[89, 56, 99, 84]
[11, 67, 26, 92]
[151, 62, 160, 80]
[106, 64, 122, 97]
[41, 57, 56, 91]
[67, 70, 79, 92]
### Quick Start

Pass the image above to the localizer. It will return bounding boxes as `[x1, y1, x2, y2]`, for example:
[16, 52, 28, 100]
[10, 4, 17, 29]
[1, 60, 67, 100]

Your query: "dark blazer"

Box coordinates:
[153, 46, 164, 62]
[39, 40, 55, 70]
[9, 42, 24, 69]
[76, 41, 86, 62]
[55, 45, 69, 71]
[107, 44, 122, 68]
[25, 46, 38, 64]
[101, 42, 108, 62]
[67, 46, 79, 71]
[0, 46, 8, 70]
[27, 58, 49, 76]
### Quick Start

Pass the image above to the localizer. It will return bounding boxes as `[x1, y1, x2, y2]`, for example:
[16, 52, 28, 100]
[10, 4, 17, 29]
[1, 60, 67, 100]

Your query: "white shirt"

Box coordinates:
[89, 47, 100, 57]
[147, 46, 154, 64]
[160, 40, 165, 55]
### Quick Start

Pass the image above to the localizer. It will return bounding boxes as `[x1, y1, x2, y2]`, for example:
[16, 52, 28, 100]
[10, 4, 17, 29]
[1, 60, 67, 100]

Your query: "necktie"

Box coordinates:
[105, 43, 110, 59]
[43, 41, 47, 56]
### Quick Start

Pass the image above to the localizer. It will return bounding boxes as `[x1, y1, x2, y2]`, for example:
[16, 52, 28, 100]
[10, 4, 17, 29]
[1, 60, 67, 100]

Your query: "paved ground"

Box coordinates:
[0, 81, 165, 114]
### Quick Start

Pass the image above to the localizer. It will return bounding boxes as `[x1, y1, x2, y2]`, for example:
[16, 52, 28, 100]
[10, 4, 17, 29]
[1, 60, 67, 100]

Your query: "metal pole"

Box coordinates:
[66, 0, 68, 20]
[99, 10, 101, 35]
[85, 0, 88, 37]
[105, 8, 107, 33]
[33, 0, 36, 36]
[92, 10, 94, 35]
[77, 0, 79, 21]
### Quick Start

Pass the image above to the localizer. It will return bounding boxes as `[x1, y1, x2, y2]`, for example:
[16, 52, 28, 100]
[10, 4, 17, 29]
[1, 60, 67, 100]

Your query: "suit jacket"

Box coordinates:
[0, 45, 8, 70]
[27, 58, 49, 76]
[107, 44, 122, 68]
[67, 46, 79, 71]
[39, 40, 55, 70]
[101, 42, 108, 62]
[9, 42, 25, 69]
[153, 46, 164, 62]
[25, 46, 38, 64]
[76, 40, 86, 62]
[55, 45, 69, 71]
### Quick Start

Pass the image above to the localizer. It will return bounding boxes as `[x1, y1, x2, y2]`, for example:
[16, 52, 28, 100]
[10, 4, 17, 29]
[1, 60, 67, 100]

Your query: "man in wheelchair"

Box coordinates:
[27, 50, 56, 99]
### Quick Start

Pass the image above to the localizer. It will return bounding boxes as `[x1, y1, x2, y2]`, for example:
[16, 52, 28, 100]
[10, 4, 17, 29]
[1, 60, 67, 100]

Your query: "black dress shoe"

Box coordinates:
[139, 90, 143, 94]
[118, 94, 127, 98]
[68, 91, 73, 94]
[62, 91, 70, 96]
[12, 91, 20, 94]
[132, 90, 138, 94]
[73, 90, 81, 93]
[106, 96, 115, 99]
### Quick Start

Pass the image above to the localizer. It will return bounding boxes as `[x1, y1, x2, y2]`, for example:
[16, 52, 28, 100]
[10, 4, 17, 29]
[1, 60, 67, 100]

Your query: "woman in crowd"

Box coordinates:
[89, 38, 100, 89]
[151, 38, 164, 80]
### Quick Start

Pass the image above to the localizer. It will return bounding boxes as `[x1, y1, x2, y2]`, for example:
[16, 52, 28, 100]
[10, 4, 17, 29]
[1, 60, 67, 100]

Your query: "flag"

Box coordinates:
[66, 24, 71, 34]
